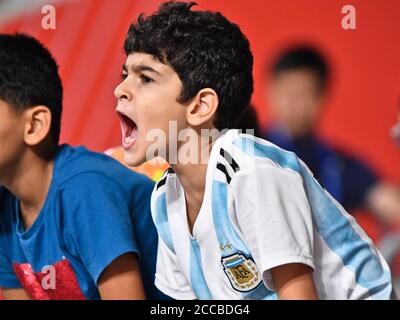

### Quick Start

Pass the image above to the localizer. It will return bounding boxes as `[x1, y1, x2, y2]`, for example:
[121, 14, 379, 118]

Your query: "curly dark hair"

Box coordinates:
[124, 1, 254, 130]
[0, 33, 62, 150]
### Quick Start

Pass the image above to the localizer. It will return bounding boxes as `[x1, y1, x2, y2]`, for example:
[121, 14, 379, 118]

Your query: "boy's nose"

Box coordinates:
[114, 82, 131, 101]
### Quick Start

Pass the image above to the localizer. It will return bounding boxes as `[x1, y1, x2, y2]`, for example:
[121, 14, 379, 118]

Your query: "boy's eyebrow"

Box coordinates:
[122, 63, 161, 75]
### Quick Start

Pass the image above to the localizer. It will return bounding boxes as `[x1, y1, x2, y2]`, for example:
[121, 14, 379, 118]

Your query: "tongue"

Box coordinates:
[123, 115, 137, 139]
[126, 126, 137, 139]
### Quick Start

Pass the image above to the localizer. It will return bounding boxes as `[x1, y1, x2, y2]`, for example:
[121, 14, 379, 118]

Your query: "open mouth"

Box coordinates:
[117, 111, 138, 149]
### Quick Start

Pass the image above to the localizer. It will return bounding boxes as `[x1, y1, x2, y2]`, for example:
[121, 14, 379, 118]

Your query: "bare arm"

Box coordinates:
[97, 252, 145, 300]
[2, 288, 31, 300]
[271, 263, 318, 300]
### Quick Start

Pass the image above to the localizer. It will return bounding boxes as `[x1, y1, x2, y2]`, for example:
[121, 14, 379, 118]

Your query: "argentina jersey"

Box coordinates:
[151, 129, 393, 300]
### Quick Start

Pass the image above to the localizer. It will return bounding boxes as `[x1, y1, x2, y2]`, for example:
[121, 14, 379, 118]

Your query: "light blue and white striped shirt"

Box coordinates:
[151, 129, 392, 300]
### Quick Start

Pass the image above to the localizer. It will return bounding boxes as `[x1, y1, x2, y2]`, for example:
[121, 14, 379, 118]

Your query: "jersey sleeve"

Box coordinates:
[230, 164, 316, 291]
[154, 237, 196, 300]
[60, 173, 140, 286]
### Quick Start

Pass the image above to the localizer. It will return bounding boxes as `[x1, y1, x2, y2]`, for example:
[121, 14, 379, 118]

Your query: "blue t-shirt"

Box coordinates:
[0, 145, 164, 300]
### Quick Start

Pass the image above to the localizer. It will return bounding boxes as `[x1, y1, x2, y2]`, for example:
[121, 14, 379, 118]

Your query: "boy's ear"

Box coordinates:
[23, 106, 52, 146]
[186, 88, 218, 127]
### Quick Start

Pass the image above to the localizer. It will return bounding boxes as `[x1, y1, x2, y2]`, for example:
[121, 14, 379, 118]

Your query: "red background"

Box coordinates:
[0, 0, 399, 181]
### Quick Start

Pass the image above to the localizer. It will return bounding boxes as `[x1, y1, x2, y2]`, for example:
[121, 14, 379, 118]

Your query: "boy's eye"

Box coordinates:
[121, 72, 128, 80]
[140, 74, 153, 84]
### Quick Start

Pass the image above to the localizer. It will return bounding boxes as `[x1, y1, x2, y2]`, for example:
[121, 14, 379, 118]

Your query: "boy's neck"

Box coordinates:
[170, 131, 216, 233]
[1, 149, 54, 230]
[172, 162, 208, 234]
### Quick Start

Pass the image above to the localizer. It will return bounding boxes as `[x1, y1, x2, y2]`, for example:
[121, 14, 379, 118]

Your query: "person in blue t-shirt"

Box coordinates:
[0, 33, 164, 300]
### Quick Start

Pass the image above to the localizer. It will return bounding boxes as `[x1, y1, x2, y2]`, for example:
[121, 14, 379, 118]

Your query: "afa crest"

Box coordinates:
[221, 253, 262, 292]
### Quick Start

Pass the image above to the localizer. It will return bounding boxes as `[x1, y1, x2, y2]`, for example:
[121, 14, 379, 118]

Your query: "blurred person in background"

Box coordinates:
[264, 46, 378, 213]
[264, 46, 400, 263]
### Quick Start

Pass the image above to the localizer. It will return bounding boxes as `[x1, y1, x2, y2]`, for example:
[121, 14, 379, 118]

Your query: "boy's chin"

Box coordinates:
[123, 151, 146, 168]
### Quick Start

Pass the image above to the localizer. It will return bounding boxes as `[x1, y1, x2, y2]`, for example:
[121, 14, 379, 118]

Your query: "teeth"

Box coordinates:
[129, 128, 137, 139]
